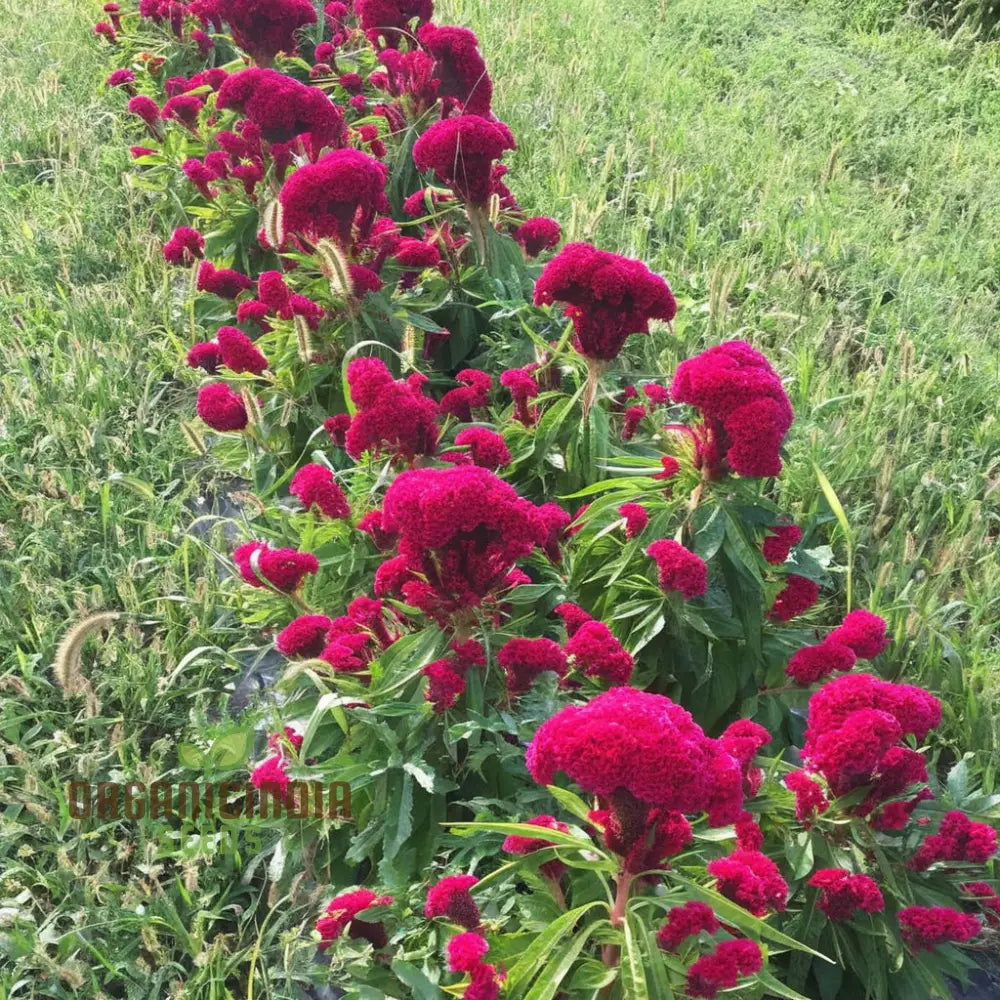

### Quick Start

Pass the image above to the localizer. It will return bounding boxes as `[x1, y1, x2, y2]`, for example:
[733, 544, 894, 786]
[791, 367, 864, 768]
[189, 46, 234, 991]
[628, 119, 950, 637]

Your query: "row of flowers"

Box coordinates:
[95, 0, 998, 997]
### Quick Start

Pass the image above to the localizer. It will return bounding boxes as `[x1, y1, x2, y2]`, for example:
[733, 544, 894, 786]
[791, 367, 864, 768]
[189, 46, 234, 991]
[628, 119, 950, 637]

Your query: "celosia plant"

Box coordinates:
[97, 3, 998, 998]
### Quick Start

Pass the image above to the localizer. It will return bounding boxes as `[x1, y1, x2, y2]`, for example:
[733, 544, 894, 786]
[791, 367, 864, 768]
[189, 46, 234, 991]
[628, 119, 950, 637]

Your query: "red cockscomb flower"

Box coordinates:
[196, 261, 253, 299]
[785, 769, 829, 825]
[418, 23, 492, 115]
[526, 688, 743, 823]
[622, 404, 645, 441]
[452, 427, 511, 469]
[909, 811, 998, 871]
[497, 637, 567, 694]
[412, 115, 516, 205]
[446, 931, 489, 973]
[127, 94, 161, 135]
[785, 639, 856, 685]
[563, 620, 633, 686]
[422, 657, 466, 713]
[216, 0, 317, 65]
[646, 539, 707, 599]
[656, 900, 719, 952]
[355, 0, 432, 47]
[233, 541, 319, 591]
[828, 608, 889, 660]
[619, 503, 649, 540]
[500, 367, 539, 426]
[513, 216, 561, 258]
[533, 242, 676, 362]
[768, 574, 819, 621]
[187, 341, 222, 374]
[898, 906, 981, 951]
[438, 368, 493, 422]
[761, 523, 802, 564]
[686, 939, 762, 999]
[250, 753, 289, 797]
[962, 883, 1000, 928]
[808, 869, 884, 921]
[276, 615, 335, 658]
[425, 874, 480, 929]
[316, 888, 393, 950]
[344, 357, 439, 463]
[707, 849, 788, 916]
[502, 814, 570, 880]
[376, 465, 547, 621]
[217, 326, 268, 374]
[278, 148, 389, 244]
[289, 463, 350, 519]
[196, 382, 248, 431]
[670, 340, 793, 478]
[163, 225, 205, 264]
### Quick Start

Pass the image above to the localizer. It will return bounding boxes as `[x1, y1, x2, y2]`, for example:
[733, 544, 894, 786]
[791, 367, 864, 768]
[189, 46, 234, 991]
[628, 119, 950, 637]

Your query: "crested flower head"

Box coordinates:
[417, 23, 492, 115]
[646, 539, 707, 600]
[196, 382, 248, 431]
[278, 148, 389, 244]
[671, 340, 793, 478]
[533, 242, 676, 361]
[412, 115, 516, 205]
[216, 0, 317, 64]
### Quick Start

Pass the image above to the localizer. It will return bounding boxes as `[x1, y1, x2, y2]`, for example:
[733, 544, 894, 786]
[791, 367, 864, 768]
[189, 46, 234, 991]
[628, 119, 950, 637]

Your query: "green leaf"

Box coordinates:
[620, 916, 650, 1000]
[209, 728, 255, 767]
[545, 784, 597, 824]
[504, 902, 605, 995]
[382, 770, 413, 863]
[177, 743, 206, 769]
[522, 920, 601, 1000]
[448, 821, 605, 855]
[389, 959, 439, 1000]
[757, 969, 816, 1000]
[814, 463, 853, 609]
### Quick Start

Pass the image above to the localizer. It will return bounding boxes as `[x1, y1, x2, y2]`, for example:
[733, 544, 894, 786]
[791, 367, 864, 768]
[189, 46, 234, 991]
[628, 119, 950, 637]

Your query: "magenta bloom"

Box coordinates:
[355, 0, 433, 47]
[232, 541, 319, 591]
[316, 888, 393, 950]
[250, 753, 289, 797]
[527, 688, 742, 821]
[656, 901, 719, 952]
[761, 523, 802, 564]
[898, 906, 981, 951]
[768, 574, 819, 621]
[424, 874, 480, 929]
[618, 503, 649, 540]
[502, 814, 570, 880]
[217, 326, 268, 375]
[278, 149, 389, 245]
[418, 23, 492, 115]
[686, 939, 762, 999]
[828, 608, 889, 659]
[376, 465, 547, 622]
[187, 342, 223, 374]
[453, 427, 510, 469]
[289, 464, 350, 519]
[500, 367, 539, 426]
[196, 261, 253, 299]
[344, 357, 439, 463]
[438, 368, 493, 422]
[534, 242, 676, 362]
[554, 601, 592, 638]
[217, 68, 347, 157]
[513, 216, 561, 257]
[422, 658, 465, 713]
[216, 0, 317, 64]
[497, 637, 567, 694]
[910, 811, 998, 871]
[671, 340, 793, 478]
[646, 539, 707, 599]
[808, 869, 884, 921]
[196, 382, 248, 431]
[276, 615, 335, 658]
[785, 769, 829, 825]
[127, 95, 161, 134]
[446, 931, 489, 973]
[785, 639, 856, 685]
[412, 115, 516, 205]
[163, 225, 205, 264]
[707, 849, 789, 916]
[107, 68, 135, 88]
[162, 94, 203, 130]
[563, 620, 633, 686]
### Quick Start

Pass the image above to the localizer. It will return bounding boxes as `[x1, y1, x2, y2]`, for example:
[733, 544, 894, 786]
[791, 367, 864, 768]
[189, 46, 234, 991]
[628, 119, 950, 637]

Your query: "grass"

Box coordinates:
[1, 0, 998, 992]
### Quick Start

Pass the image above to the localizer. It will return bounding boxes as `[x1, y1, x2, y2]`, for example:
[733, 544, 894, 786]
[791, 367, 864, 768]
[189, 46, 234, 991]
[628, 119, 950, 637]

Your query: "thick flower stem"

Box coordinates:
[600, 871, 634, 971]
[466, 203, 488, 264]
